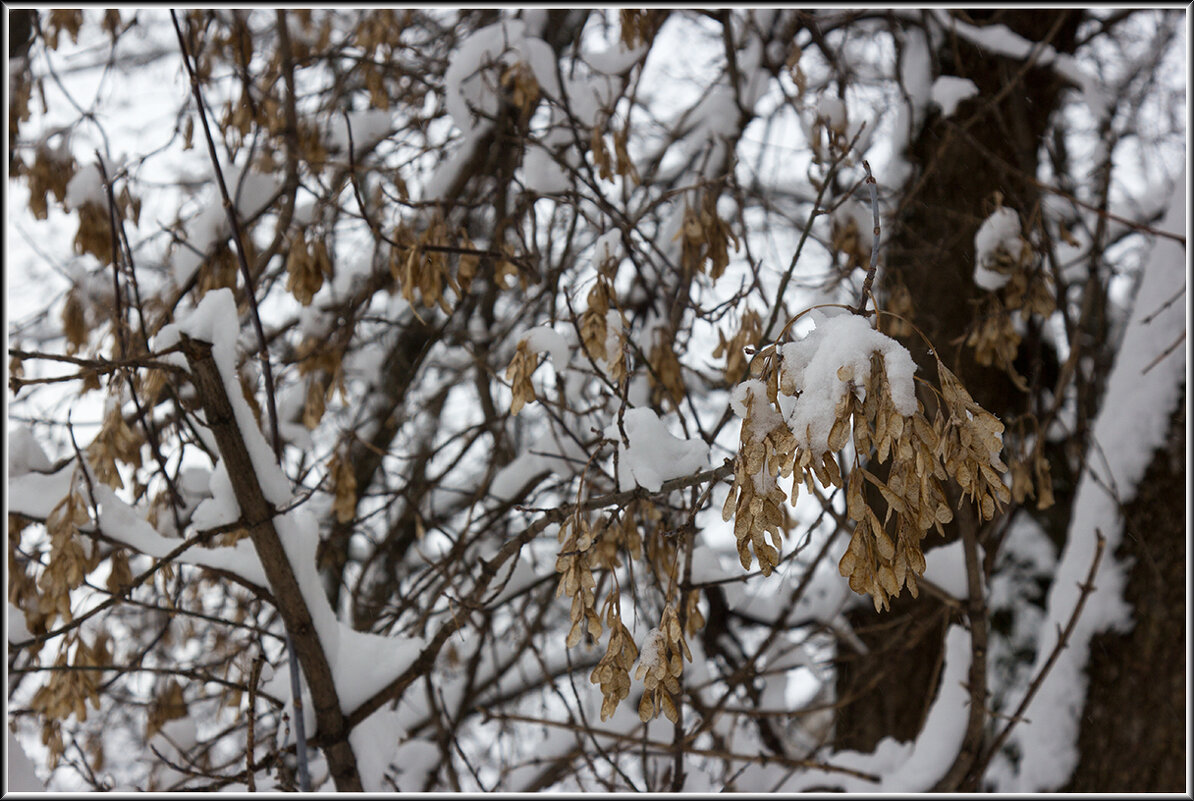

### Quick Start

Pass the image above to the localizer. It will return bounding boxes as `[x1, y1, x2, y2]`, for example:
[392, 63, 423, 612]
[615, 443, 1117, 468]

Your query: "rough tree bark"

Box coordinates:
[1064, 395, 1186, 792]
[834, 7, 1083, 764]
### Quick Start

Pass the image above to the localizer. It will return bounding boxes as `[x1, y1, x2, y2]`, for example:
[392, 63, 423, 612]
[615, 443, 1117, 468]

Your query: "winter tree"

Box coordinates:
[6, 8, 1186, 792]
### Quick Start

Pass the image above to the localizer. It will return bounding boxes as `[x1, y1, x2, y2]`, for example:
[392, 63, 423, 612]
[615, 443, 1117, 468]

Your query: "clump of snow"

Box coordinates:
[973, 207, 1025, 290]
[930, 75, 979, 117]
[8, 462, 77, 519]
[348, 707, 404, 791]
[8, 426, 53, 476]
[8, 601, 34, 643]
[522, 324, 573, 368]
[271, 505, 423, 715]
[174, 288, 292, 506]
[583, 41, 648, 75]
[604, 407, 709, 492]
[777, 312, 917, 455]
[7, 731, 46, 791]
[521, 145, 571, 194]
[442, 18, 559, 140]
[64, 163, 106, 209]
[900, 27, 933, 128]
[190, 461, 242, 530]
[489, 423, 588, 501]
[729, 378, 784, 435]
[391, 739, 439, 791]
[593, 229, 623, 270]
[93, 484, 269, 588]
[634, 626, 666, 674]
[325, 109, 393, 156]
[815, 94, 848, 133]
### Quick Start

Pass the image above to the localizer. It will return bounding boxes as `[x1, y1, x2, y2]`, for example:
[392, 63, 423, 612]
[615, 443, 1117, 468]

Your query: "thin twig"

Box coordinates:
[852, 159, 881, 316]
[972, 529, 1107, 779]
[169, 11, 281, 461]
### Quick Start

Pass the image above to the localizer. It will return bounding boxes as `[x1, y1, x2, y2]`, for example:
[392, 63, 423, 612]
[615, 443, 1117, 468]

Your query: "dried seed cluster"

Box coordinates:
[830, 212, 870, 272]
[505, 340, 540, 415]
[390, 220, 452, 313]
[22, 145, 76, 220]
[712, 308, 763, 385]
[87, 404, 144, 490]
[619, 9, 662, 49]
[29, 632, 111, 767]
[555, 515, 602, 649]
[726, 315, 1011, 611]
[676, 190, 738, 280]
[285, 229, 334, 306]
[589, 121, 638, 184]
[580, 279, 620, 365]
[329, 446, 357, 524]
[722, 376, 794, 576]
[590, 596, 638, 721]
[499, 60, 540, 124]
[634, 604, 691, 724]
[647, 326, 685, 409]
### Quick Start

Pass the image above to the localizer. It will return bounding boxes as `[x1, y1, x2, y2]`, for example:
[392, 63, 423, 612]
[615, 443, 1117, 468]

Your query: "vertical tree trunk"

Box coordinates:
[834, 10, 1083, 755]
[1063, 396, 1186, 791]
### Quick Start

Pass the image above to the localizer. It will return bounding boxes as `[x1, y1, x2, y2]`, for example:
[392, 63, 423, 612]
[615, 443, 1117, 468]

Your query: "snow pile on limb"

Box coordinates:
[1005, 167, 1187, 792]
[973, 206, 1031, 290]
[605, 407, 709, 492]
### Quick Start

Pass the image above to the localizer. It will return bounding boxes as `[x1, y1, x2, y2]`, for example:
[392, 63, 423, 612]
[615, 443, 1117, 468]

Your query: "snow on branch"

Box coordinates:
[166, 289, 424, 792]
[1004, 167, 1187, 792]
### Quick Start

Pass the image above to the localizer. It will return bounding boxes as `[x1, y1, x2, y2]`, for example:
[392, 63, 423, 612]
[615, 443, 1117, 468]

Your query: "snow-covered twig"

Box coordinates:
[974, 529, 1106, 779]
[178, 333, 363, 792]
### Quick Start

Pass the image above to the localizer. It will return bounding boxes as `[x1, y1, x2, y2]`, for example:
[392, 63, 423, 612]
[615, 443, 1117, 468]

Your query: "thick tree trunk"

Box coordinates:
[1064, 395, 1186, 791]
[834, 9, 1083, 758]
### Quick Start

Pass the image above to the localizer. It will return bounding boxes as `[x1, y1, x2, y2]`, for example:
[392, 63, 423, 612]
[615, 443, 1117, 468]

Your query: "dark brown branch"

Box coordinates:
[178, 333, 363, 792]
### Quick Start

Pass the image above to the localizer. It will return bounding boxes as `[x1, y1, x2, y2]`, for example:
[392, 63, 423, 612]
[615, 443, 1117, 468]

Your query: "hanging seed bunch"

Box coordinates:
[505, 339, 539, 414]
[634, 604, 691, 724]
[591, 508, 643, 571]
[554, 514, 603, 649]
[723, 357, 797, 577]
[968, 198, 1054, 388]
[390, 217, 453, 313]
[328, 446, 357, 524]
[23, 144, 77, 220]
[589, 593, 638, 721]
[676, 189, 738, 280]
[882, 278, 916, 338]
[580, 278, 627, 383]
[934, 359, 1012, 521]
[619, 9, 663, 49]
[1009, 437, 1055, 511]
[37, 484, 100, 626]
[647, 324, 685, 409]
[285, 229, 334, 306]
[499, 60, 540, 124]
[726, 311, 1010, 611]
[29, 632, 110, 767]
[580, 278, 613, 362]
[87, 402, 144, 490]
[830, 201, 872, 272]
[712, 308, 764, 385]
[196, 242, 240, 298]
